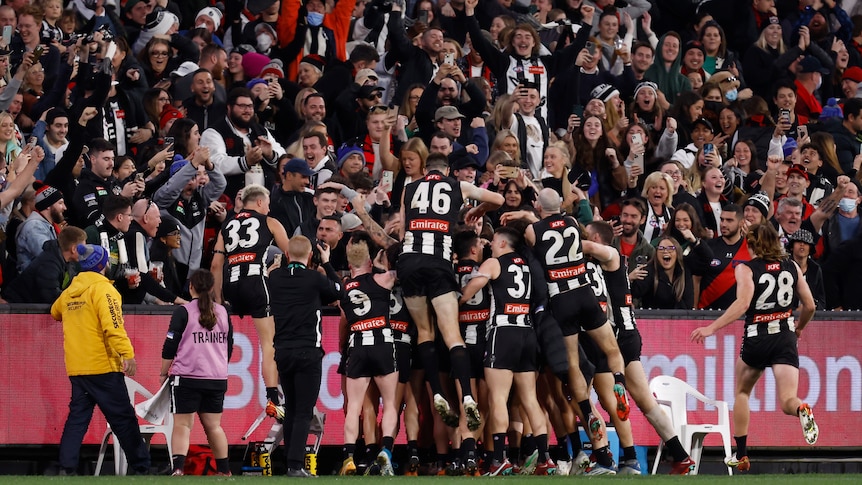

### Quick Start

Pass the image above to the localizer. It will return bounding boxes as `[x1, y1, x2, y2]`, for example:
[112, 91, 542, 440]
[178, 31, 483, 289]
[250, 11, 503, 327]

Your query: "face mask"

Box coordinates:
[839, 197, 857, 212]
[704, 100, 723, 115]
[257, 34, 273, 52]
[725, 88, 738, 102]
[307, 12, 324, 26]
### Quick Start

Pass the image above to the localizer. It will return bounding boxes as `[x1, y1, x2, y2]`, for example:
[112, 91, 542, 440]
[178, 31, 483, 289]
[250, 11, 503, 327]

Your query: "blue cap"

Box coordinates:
[282, 158, 314, 176]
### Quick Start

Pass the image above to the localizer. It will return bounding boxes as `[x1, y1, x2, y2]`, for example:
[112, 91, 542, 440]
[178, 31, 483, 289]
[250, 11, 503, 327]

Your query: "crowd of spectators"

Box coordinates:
[0, 0, 860, 310]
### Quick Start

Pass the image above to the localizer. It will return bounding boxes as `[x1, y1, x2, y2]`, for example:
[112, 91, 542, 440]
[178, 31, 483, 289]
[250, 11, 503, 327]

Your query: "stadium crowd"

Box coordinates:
[0, 0, 849, 478]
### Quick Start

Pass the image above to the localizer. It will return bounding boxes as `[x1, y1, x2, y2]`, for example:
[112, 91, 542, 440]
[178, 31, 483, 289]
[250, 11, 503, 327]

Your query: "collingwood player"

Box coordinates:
[460, 227, 554, 476]
[585, 222, 696, 475]
[398, 152, 503, 431]
[211, 184, 291, 418]
[525, 189, 630, 422]
[692, 223, 818, 472]
[453, 230, 492, 474]
[339, 240, 399, 477]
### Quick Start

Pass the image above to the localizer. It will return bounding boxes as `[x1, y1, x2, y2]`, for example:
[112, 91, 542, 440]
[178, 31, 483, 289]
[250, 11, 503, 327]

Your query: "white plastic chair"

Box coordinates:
[94, 377, 173, 476]
[649, 375, 732, 476]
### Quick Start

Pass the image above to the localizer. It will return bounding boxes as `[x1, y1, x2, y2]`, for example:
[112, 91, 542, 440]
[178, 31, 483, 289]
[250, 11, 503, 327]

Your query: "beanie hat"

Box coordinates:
[820, 98, 843, 119]
[337, 144, 365, 169]
[633, 81, 658, 99]
[156, 218, 180, 238]
[300, 54, 326, 72]
[260, 59, 284, 79]
[34, 181, 63, 212]
[242, 52, 271, 78]
[77, 244, 109, 273]
[144, 9, 178, 36]
[196, 7, 224, 28]
[246, 78, 268, 90]
[760, 15, 780, 34]
[683, 40, 706, 57]
[159, 104, 183, 130]
[590, 83, 619, 103]
[782, 138, 798, 159]
[744, 191, 770, 219]
[170, 158, 190, 177]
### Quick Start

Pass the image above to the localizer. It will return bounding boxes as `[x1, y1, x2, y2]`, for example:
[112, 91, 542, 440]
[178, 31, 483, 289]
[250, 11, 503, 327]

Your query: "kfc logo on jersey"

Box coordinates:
[766, 263, 781, 271]
[550, 220, 565, 228]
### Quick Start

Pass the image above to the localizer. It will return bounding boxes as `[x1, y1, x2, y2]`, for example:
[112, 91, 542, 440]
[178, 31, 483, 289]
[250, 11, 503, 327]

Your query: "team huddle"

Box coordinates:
[214, 154, 819, 477]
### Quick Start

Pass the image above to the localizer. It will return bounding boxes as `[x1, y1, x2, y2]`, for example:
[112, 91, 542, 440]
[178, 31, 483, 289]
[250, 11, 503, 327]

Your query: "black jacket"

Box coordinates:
[2, 239, 74, 304]
[71, 169, 122, 228]
[269, 187, 316, 237]
[270, 262, 342, 355]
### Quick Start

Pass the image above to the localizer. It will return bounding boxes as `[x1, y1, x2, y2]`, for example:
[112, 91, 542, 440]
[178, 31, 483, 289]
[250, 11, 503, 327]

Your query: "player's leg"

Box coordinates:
[404, 295, 455, 424]
[372, 371, 401, 475]
[585, 322, 629, 420]
[402, 368, 423, 475]
[773, 363, 818, 445]
[727, 357, 762, 470]
[253, 315, 280, 411]
[514, 370, 553, 474]
[432, 291, 480, 429]
[484, 366, 515, 474]
[623, 360, 693, 472]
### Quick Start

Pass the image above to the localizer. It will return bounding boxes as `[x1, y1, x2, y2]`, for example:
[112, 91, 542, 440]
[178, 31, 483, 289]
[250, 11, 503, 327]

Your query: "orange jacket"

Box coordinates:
[277, 0, 356, 80]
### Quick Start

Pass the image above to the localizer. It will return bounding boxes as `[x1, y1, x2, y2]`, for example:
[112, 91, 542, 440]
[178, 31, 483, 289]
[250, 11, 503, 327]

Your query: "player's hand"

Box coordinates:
[690, 326, 713, 344]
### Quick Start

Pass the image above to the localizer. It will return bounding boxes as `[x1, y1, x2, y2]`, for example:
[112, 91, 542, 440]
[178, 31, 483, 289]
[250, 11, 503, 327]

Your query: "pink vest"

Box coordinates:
[170, 301, 230, 380]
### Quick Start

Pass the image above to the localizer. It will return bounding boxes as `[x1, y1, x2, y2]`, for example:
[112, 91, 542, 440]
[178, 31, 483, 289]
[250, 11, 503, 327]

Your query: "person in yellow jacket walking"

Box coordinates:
[52, 244, 151, 476]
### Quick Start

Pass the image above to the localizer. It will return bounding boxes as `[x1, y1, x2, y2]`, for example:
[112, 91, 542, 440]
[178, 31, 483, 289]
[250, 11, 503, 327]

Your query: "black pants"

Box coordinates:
[276, 347, 323, 468]
[59, 372, 151, 473]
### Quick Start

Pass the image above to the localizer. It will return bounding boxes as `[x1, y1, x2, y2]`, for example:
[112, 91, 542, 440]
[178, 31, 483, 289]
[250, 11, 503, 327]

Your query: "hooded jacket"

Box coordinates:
[153, 162, 227, 272]
[644, 33, 692, 104]
[51, 271, 135, 377]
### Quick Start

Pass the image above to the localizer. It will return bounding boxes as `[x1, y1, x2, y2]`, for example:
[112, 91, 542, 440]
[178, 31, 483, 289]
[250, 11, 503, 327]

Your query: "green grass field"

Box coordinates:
[1, 475, 860, 484]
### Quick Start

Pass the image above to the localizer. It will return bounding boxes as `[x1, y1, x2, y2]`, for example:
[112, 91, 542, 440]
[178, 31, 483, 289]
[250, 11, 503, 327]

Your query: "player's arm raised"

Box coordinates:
[583, 240, 620, 270]
[461, 182, 504, 222]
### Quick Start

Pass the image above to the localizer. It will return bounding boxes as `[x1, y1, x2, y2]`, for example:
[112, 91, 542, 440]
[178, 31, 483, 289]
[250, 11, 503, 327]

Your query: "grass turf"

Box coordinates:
[0, 475, 859, 484]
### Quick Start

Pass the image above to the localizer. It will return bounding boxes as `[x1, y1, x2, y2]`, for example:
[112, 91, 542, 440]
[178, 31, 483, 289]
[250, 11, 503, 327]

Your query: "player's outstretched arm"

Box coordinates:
[691, 263, 754, 343]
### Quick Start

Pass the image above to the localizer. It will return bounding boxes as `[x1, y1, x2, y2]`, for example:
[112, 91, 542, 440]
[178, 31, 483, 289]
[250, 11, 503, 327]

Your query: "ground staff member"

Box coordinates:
[269, 235, 343, 477]
[161, 269, 233, 476]
[52, 244, 151, 476]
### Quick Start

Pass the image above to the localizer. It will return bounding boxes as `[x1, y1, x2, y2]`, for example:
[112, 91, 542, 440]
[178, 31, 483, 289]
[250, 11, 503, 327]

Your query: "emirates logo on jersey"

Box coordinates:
[410, 219, 449, 232]
[504, 303, 530, 315]
[228, 252, 255, 265]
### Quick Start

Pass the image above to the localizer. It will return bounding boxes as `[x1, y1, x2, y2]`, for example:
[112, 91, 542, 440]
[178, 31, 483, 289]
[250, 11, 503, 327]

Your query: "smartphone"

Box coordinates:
[635, 255, 650, 266]
[500, 166, 520, 179]
[105, 41, 117, 60]
[631, 132, 645, 172]
[529, 4, 538, 14]
[571, 104, 584, 118]
[418, 10, 429, 24]
[27, 136, 37, 148]
[779, 108, 790, 123]
[703, 143, 714, 157]
[585, 41, 596, 54]
[380, 170, 394, 191]
[32, 44, 44, 62]
[444, 52, 455, 65]
[2, 26, 11, 45]
[134, 172, 144, 183]
[797, 124, 809, 140]
[164, 136, 174, 146]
